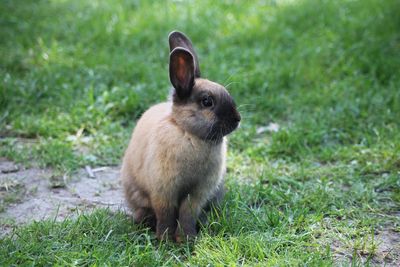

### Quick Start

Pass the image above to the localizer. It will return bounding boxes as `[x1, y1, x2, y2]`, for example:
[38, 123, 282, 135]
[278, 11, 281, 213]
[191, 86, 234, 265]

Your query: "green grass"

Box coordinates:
[1, 0, 400, 265]
[0, 177, 25, 213]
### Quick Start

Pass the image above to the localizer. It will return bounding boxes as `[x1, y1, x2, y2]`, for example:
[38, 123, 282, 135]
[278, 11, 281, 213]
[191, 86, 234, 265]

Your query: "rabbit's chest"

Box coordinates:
[157, 136, 226, 194]
[176, 144, 223, 196]
[179, 142, 221, 178]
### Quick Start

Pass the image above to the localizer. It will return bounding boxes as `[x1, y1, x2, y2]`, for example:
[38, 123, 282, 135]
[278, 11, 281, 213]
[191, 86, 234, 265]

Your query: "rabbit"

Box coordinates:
[121, 31, 241, 241]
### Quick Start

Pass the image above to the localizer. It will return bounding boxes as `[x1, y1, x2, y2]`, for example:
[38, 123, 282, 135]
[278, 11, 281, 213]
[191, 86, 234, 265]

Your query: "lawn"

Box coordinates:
[1, 0, 399, 265]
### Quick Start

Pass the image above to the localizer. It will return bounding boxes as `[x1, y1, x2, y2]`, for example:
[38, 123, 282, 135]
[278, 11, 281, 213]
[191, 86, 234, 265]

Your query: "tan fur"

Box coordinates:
[121, 98, 226, 223]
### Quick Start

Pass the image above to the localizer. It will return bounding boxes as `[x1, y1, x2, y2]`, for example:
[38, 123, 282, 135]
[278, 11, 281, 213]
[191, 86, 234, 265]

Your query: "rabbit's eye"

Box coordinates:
[201, 95, 214, 108]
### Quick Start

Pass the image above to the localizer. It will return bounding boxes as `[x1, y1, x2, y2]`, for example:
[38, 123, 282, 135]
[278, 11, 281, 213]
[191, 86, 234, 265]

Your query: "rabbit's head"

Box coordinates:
[168, 31, 241, 142]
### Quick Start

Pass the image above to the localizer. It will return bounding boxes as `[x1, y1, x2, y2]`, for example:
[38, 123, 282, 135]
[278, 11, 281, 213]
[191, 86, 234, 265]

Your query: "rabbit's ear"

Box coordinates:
[169, 47, 195, 99]
[169, 31, 201, 78]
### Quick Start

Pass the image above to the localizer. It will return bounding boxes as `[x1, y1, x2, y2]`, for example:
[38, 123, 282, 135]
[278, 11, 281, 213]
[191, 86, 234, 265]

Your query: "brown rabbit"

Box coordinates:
[121, 31, 240, 241]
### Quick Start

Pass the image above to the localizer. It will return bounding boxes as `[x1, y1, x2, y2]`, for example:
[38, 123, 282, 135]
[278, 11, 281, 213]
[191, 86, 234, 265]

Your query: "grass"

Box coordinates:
[1, 0, 399, 265]
[0, 177, 25, 213]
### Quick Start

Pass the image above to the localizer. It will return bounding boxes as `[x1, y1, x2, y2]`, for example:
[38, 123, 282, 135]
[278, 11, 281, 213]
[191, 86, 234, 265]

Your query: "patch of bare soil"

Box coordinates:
[326, 225, 400, 266]
[0, 158, 127, 236]
[374, 230, 400, 266]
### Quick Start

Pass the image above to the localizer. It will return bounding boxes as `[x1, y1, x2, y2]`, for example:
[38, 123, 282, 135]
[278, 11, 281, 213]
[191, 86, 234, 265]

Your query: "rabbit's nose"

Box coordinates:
[233, 111, 241, 123]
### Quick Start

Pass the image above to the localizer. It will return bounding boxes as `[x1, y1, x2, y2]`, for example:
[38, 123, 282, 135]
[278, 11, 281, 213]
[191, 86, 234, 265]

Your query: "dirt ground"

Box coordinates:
[0, 158, 399, 265]
[329, 229, 400, 266]
[0, 158, 127, 236]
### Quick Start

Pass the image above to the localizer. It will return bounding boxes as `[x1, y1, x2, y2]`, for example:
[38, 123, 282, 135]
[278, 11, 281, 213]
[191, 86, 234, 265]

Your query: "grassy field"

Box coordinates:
[1, 0, 400, 265]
